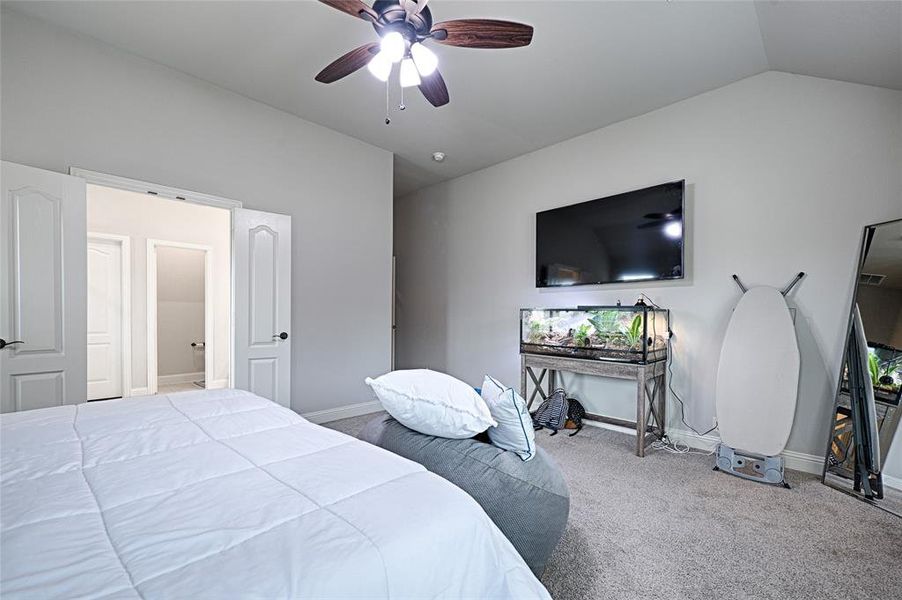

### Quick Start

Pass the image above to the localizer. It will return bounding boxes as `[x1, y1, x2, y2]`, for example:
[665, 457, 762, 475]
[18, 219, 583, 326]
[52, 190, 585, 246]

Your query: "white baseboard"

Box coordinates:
[666, 428, 720, 451]
[666, 428, 823, 475]
[129, 387, 149, 397]
[302, 401, 382, 425]
[158, 372, 204, 385]
[781, 449, 825, 475]
[584, 419, 637, 436]
[884, 474, 902, 492]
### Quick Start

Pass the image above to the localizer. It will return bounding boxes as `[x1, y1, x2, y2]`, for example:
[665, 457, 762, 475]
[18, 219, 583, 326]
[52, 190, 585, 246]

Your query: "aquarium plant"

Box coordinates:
[868, 349, 902, 389]
[574, 323, 592, 347]
[588, 310, 620, 336]
[528, 319, 546, 344]
[868, 353, 879, 385]
[622, 315, 644, 348]
[877, 355, 901, 387]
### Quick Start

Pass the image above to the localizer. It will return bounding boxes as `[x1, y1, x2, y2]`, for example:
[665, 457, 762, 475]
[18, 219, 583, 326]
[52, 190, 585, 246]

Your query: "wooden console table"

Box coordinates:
[520, 353, 666, 457]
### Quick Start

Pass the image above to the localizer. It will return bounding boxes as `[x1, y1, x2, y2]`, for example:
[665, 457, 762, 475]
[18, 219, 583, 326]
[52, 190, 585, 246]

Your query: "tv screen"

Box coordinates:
[536, 180, 685, 287]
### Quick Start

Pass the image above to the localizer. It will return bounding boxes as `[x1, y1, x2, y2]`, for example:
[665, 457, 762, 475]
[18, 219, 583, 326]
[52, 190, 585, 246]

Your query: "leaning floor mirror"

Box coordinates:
[823, 218, 902, 516]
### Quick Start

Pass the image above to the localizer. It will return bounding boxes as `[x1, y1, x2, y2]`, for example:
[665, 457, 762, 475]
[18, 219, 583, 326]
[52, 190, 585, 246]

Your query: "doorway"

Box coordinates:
[84, 182, 232, 398]
[147, 242, 211, 394]
[2, 162, 293, 412]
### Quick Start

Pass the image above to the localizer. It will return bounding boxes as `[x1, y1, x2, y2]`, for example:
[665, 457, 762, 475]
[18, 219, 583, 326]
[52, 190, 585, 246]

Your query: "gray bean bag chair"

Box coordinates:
[358, 414, 569, 576]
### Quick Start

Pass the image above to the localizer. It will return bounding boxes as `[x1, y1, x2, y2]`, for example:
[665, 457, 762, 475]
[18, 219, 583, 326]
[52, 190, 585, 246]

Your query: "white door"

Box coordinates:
[87, 236, 123, 400]
[233, 208, 291, 406]
[0, 161, 87, 413]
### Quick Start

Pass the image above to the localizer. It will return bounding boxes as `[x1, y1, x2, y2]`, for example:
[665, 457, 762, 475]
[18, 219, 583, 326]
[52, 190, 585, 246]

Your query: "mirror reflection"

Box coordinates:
[824, 219, 902, 516]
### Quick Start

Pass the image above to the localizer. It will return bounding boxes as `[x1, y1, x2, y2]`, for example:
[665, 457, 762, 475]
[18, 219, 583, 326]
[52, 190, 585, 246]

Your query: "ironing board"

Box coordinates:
[714, 276, 802, 486]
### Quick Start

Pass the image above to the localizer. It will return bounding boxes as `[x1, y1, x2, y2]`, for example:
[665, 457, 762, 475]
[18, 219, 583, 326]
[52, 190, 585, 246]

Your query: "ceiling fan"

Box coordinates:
[314, 0, 534, 110]
[638, 207, 683, 238]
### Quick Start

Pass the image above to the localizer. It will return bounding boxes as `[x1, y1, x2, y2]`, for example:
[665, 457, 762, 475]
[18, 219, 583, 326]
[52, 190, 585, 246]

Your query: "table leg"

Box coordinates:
[526, 367, 548, 409]
[659, 364, 667, 439]
[636, 365, 647, 457]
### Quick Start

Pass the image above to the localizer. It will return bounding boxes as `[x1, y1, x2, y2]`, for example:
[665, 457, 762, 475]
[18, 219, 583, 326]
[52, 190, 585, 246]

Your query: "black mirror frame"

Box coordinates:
[821, 218, 902, 517]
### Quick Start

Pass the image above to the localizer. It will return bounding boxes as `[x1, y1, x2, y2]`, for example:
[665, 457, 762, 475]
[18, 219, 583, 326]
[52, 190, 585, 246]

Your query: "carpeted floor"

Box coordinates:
[324, 413, 902, 600]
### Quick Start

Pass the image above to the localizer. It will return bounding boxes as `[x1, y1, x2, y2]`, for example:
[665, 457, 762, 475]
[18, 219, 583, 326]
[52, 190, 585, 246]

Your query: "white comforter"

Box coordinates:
[0, 389, 549, 599]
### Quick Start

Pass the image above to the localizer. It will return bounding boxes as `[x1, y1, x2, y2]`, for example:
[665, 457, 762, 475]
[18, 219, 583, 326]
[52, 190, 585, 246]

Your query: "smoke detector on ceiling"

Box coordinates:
[432, 151, 446, 162]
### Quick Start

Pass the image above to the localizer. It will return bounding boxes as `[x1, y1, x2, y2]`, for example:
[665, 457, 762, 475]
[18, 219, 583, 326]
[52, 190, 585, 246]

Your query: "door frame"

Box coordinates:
[71, 168, 242, 396]
[87, 232, 132, 398]
[70, 168, 242, 211]
[146, 239, 214, 395]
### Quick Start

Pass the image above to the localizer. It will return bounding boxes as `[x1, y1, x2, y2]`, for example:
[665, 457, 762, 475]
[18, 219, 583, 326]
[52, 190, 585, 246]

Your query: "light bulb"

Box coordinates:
[380, 31, 406, 63]
[367, 50, 392, 82]
[399, 58, 421, 87]
[410, 42, 438, 76]
[663, 221, 682, 239]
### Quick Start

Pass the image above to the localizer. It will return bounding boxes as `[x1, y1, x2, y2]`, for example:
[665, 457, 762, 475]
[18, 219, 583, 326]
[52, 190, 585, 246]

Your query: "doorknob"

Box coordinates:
[0, 338, 24, 350]
[273, 332, 288, 341]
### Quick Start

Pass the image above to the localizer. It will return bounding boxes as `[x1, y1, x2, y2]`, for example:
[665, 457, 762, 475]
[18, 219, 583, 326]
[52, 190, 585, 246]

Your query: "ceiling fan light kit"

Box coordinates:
[379, 31, 407, 62]
[399, 58, 421, 87]
[367, 51, 393, 81]
[410, 42, 437, 76]
[315, 0, 534, 120]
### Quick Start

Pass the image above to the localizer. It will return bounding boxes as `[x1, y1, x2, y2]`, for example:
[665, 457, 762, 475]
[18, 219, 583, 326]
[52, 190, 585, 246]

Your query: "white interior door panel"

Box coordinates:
[1, 161, 87, 413]
[233, 208, 291, 407]
[87, 236, 123, 400]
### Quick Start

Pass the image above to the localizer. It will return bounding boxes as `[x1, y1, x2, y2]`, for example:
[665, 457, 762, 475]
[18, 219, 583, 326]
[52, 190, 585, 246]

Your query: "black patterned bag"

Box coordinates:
[531, 388, 568, 434]
[532, 388, 586, 437]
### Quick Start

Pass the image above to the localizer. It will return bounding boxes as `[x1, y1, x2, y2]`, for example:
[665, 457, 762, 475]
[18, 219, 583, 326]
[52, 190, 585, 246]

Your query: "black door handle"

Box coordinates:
[273, 332, 288, 341]
[0, 338, 25, 350]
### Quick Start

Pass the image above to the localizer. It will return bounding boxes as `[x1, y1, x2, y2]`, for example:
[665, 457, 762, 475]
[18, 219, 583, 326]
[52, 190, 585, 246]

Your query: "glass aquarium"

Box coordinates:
[868, 344, 902, 406]
[519, 305, 669, 363]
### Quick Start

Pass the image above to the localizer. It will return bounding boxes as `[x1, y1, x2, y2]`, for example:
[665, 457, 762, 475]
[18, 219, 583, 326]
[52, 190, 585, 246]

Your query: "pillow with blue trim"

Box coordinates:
[480, 375, 536, 461]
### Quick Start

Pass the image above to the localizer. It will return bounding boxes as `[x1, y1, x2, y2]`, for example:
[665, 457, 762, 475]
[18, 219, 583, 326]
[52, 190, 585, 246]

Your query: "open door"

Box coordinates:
[233, 208, 291, 407]
[1, 161, 87, 413]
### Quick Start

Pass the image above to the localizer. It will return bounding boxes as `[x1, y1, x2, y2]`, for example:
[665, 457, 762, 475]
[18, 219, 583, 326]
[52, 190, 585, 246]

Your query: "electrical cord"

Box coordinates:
[638, 293, 719, 442]
[639, 294, 713, 455]
[650, 437, 716, 456]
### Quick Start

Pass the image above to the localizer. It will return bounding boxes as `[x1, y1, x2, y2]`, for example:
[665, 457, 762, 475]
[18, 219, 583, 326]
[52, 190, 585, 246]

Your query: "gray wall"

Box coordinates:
[395, 72, 902, 459]
[857, 285, 902, 349]
[156, 247, 206, 378]
[1, 9, 393, 415]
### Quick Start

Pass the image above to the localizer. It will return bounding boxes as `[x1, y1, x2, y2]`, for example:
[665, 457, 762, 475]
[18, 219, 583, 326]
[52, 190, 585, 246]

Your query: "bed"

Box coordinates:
[0, 388, 549, 599]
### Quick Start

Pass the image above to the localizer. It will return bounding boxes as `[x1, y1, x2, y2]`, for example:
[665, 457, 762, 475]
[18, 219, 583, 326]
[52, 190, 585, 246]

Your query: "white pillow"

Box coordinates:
[365, 369, 496, 439]
[481, 375, 536, 461]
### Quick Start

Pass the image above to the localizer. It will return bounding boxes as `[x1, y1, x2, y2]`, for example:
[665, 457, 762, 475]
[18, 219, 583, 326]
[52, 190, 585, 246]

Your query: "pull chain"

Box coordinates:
[385, 79, 391, 125]
[399, 85, 406, 111]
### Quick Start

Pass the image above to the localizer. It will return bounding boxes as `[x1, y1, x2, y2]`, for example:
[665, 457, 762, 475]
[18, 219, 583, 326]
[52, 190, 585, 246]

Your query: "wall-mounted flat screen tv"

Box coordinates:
[536, 180, 685, 287]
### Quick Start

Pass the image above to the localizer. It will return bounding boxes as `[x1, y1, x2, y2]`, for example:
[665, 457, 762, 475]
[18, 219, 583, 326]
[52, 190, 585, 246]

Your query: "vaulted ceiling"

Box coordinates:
[6, 1, 901, 196]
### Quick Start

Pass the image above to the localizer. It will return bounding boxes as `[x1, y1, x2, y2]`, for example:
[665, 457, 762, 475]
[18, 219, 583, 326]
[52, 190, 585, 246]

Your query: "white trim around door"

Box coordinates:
[70, 168, 242, 210]
[71, 168, 241, 396]
[87, 232, 132, 399]
[146, 239, 214, 395]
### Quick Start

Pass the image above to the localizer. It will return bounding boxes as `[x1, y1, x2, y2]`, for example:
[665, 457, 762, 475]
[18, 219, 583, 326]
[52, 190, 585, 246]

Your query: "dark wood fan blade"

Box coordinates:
[318, 0, 378, 22]
[643, 207, 683, 220]
[431, 19, 534, 49]
[418, 69, 449, 107]
[315, 42, 380, 83]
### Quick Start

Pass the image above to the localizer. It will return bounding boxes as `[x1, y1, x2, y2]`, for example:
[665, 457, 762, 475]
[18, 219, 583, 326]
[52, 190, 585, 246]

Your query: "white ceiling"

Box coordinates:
[6, 1, 902, 196]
